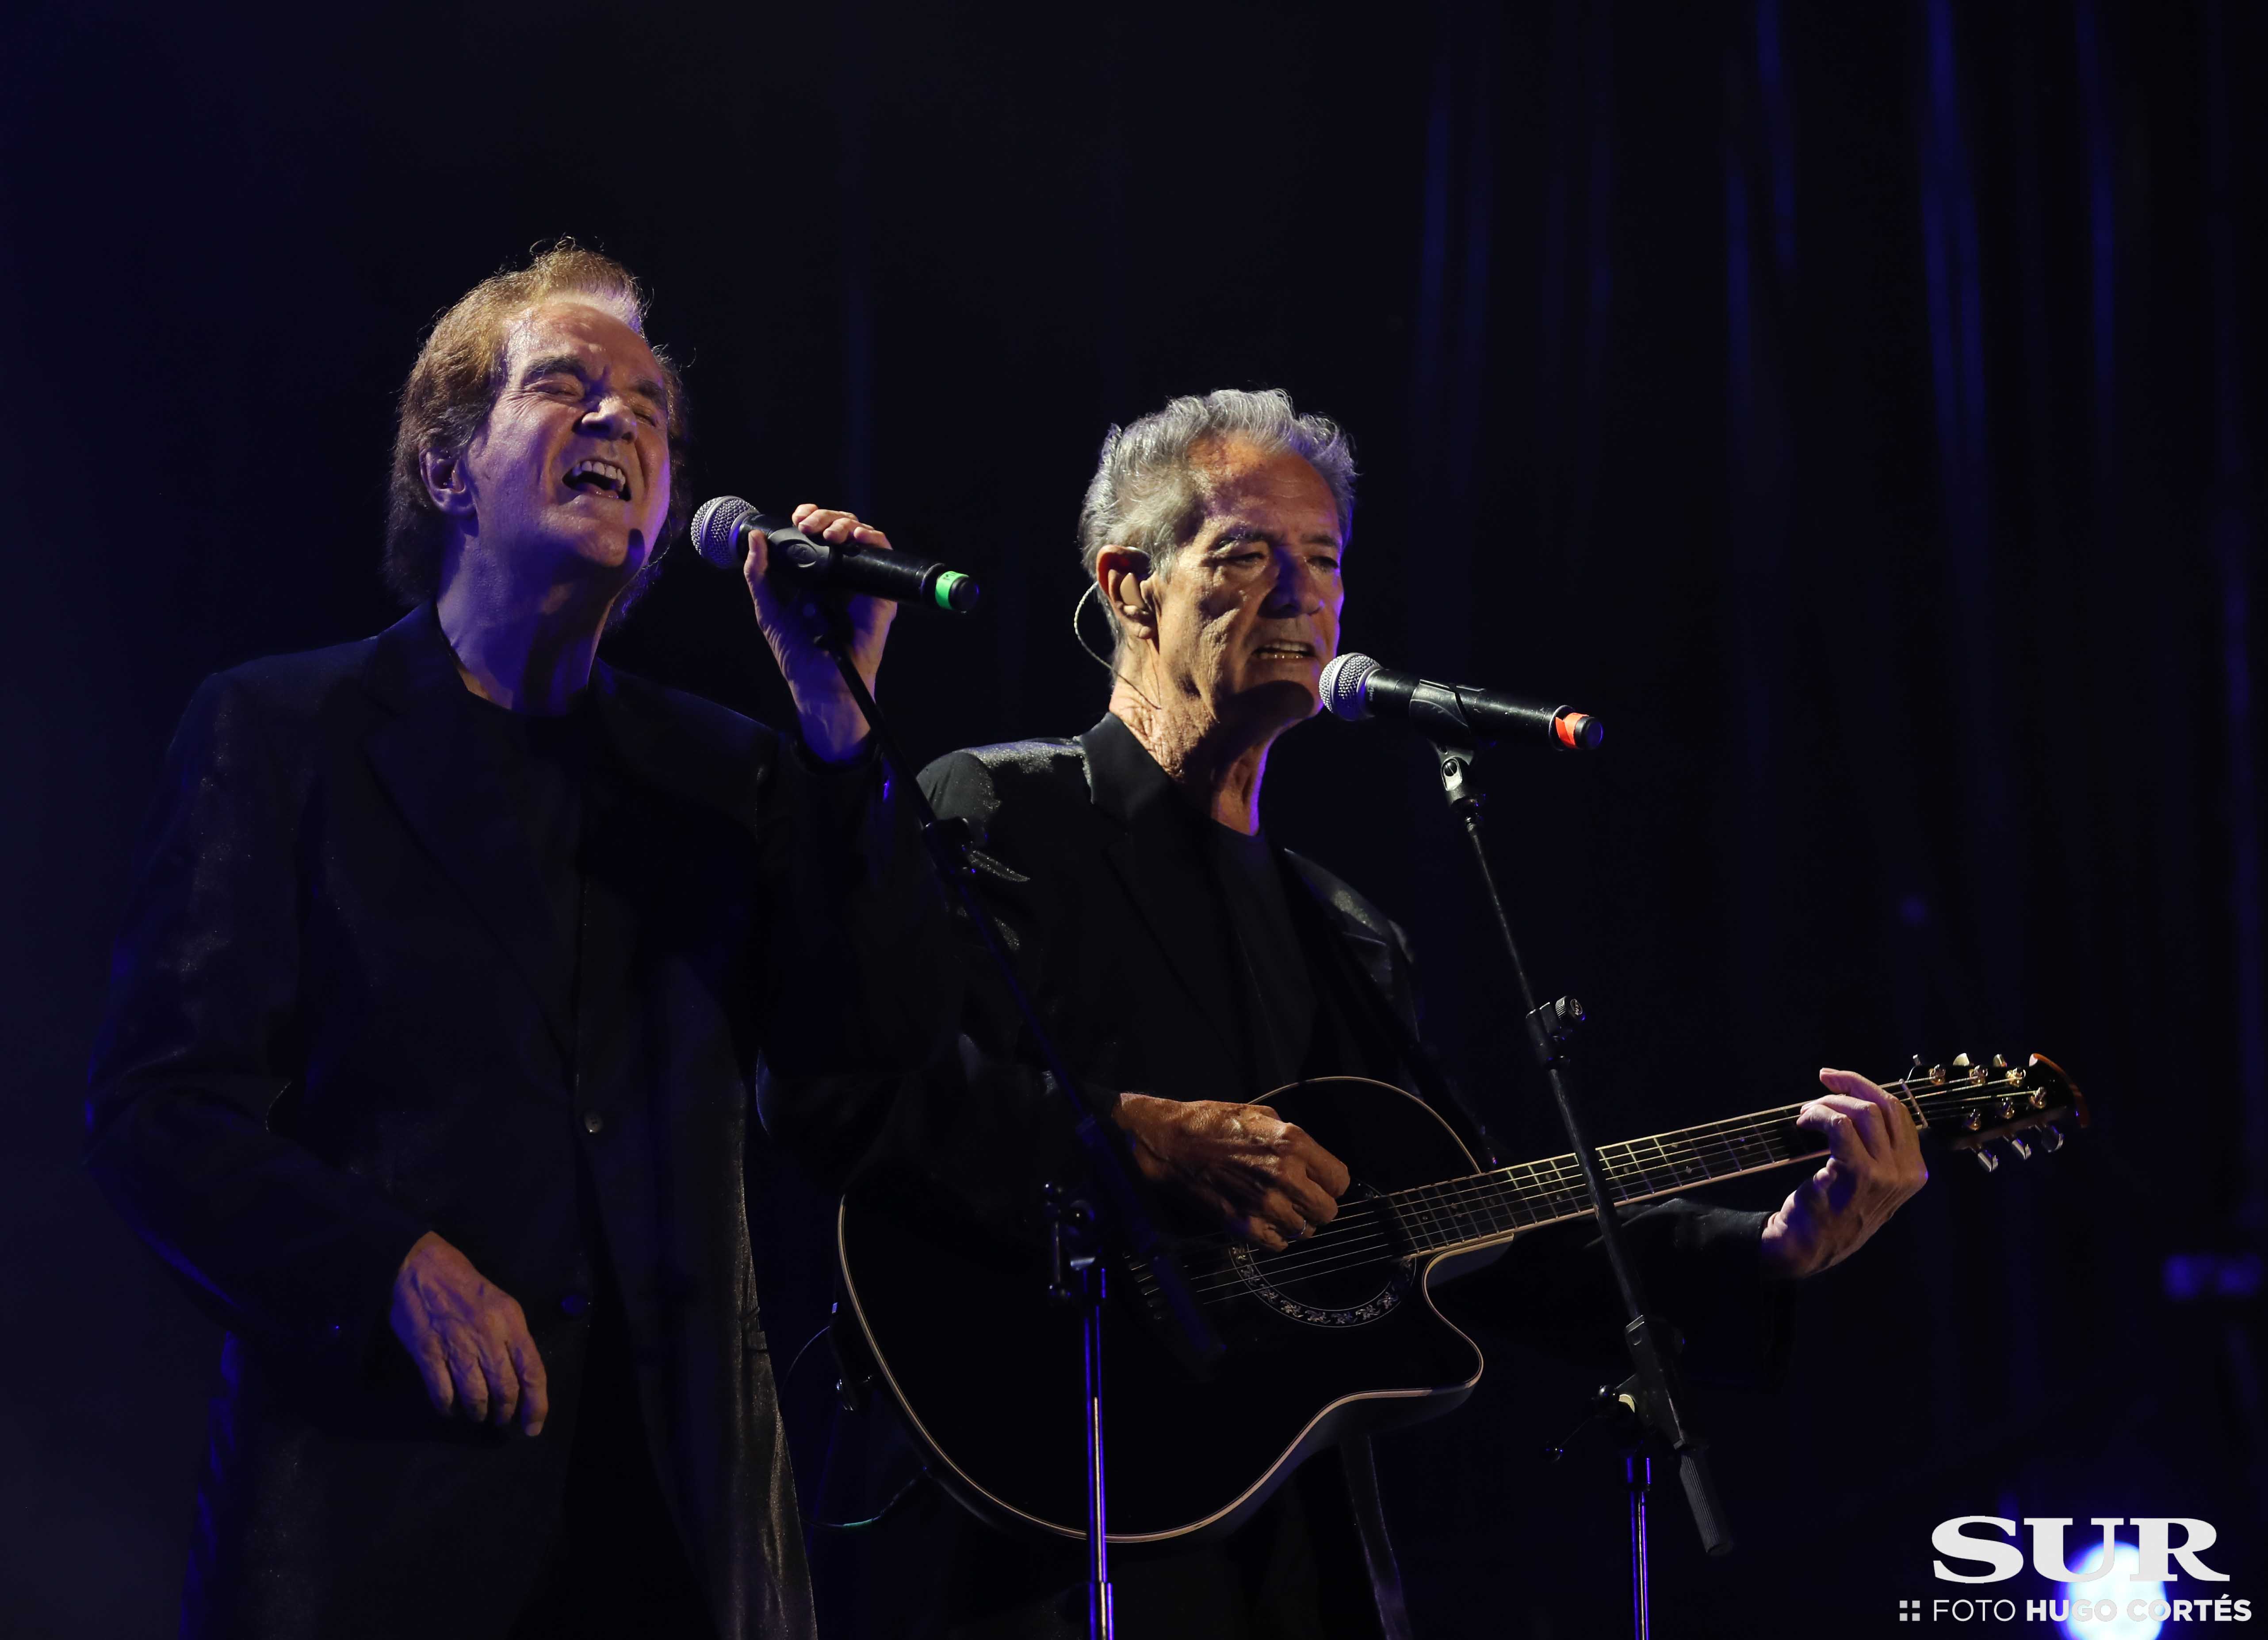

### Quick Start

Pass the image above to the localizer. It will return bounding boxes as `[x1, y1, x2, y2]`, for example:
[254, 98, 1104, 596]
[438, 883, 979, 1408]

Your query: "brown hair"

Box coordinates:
[383, 240, 689, 605]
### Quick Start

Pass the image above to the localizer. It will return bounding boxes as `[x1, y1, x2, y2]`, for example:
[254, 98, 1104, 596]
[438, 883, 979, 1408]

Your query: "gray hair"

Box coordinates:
[1076, 388, 1357, 595]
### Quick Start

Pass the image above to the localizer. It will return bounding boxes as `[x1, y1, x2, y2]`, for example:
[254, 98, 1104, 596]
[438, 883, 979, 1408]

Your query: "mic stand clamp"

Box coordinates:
[799, 596, 1221, 1640]
[1425, 739, 1733, 1640]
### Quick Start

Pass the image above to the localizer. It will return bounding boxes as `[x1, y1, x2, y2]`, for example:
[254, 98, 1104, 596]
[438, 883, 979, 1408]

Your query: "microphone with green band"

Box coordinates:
[689, 495, 982, 614]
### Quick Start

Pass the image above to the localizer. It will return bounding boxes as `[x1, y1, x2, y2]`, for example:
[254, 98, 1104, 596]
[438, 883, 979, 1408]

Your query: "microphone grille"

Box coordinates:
[689, 495, 756, 567]
[1319, 652, 1380, 721]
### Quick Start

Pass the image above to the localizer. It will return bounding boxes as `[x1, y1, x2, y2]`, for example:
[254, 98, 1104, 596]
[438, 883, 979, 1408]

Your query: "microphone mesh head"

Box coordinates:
[1319, 652, 1379, 721]
[689, 495, 756, 567]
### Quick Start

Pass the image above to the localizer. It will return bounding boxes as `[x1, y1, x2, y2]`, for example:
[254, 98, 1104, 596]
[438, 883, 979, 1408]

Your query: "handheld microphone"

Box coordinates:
[689, 495, 982, 614]
[1319, 652, 1604, 751]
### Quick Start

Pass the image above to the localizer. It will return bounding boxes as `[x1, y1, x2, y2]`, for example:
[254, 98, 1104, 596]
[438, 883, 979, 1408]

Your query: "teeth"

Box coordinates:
[566, 457, 629, 495]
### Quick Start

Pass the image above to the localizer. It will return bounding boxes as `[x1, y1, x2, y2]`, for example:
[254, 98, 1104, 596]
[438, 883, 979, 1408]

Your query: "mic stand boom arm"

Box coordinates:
[801, 600, 1222, 1640]
[1427, 741, 1733, 1633]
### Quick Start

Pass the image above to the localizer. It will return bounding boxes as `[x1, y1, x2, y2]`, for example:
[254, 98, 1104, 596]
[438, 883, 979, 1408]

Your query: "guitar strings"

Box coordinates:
[1209, 1113, 1852, 1290]
[1185, 1133, 1836, 1300]
[1179, 1144, 1763, 1300]
[1176, 1078, 2006, 1296]
[1173, 1079, 2022, 1297]
[1221, 1075, 2029, 1294]
[1204, 1092, 1856, 1271]
[1189, 1151, 1713, 1294]
[1191, 1162, 1942, 1300]
[1184, 1127, 1809, 1295]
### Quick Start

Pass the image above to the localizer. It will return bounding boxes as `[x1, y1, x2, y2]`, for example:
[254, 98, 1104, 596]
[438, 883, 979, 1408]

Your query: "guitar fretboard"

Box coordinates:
[1379, 1075, 1996, 1256]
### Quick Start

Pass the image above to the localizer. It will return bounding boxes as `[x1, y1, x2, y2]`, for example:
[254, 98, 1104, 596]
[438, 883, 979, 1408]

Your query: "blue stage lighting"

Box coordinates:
[2056, 1540, 2165, 1640]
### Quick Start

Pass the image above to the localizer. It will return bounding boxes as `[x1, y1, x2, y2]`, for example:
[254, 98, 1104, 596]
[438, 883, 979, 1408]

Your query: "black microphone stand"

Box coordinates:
[1426, 739, 1734, 1640]
[799, 601, 1221, 1640]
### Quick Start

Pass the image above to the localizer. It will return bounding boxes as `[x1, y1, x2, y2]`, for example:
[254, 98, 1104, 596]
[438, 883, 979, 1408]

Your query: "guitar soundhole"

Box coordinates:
[1225, 1191, 1413, 1328]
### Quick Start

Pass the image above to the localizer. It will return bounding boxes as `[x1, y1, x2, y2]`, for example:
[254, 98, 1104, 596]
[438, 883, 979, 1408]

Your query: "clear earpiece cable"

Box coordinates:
[1071, 581, 1161, 710]
[1071, 582, 1118, 678]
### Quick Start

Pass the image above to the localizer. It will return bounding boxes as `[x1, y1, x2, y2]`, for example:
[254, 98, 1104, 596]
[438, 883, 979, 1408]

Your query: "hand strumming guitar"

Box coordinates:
[1114, 1093, 1352, 1252]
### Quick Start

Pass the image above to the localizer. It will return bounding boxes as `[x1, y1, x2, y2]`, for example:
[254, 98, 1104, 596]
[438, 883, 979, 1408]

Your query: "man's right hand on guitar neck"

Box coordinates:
[1113, 1093, 1352, 1252]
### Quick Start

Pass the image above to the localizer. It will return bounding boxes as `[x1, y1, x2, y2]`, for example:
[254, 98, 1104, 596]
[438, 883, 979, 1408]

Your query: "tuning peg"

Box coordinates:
[1929, 1064, 1947, 1085]
[1973, 1149, 2000, 1173]
[2039, 1125, 2064, 1153]
[1952, 1052, 1972, 1069]
[1991, 1053, 2008, 1069]
[1998, 1099, 2019, 1122]
[2006, 1134, 2034, 1160]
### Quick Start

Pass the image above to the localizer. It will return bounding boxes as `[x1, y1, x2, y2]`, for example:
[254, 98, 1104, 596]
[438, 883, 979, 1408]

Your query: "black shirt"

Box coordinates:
[1205, 820, 1319, 1094]
[467, 693, 594, 1026]
[465, 690, 714, 1637]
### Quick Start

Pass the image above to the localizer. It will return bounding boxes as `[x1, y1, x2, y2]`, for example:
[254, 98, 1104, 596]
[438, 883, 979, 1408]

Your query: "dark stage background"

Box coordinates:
[4, 1, 2265, 1635]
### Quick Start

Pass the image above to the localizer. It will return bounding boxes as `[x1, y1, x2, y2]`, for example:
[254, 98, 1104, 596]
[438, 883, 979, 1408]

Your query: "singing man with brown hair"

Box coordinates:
[84, 242, 956, 1640]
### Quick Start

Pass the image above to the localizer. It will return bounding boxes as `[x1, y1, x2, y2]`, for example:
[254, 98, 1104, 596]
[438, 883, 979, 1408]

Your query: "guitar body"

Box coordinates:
[834, 1077, 1500, 1545]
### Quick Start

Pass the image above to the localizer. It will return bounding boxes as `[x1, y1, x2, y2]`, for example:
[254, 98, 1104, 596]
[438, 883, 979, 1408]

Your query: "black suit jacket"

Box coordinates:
[85, 604, 955, 1640]
[770, 716, 1783, 1640]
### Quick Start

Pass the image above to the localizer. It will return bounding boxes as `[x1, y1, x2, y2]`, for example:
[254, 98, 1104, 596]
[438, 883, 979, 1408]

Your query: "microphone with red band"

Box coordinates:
[1319, 652, 1604, 751]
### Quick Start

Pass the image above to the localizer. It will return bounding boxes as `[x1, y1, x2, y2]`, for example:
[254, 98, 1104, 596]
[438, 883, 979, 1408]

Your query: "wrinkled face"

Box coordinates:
[452, 297, 672, 584]
[1144, 440, 1345, 733]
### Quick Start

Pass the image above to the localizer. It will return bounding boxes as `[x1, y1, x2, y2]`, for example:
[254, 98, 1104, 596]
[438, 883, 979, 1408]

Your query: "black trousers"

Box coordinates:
[510, 1252, 715, 1640]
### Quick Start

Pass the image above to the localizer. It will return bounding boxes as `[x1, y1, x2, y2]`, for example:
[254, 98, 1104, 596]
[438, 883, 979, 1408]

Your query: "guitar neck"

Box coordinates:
[1384, 1078, 1971, 1256]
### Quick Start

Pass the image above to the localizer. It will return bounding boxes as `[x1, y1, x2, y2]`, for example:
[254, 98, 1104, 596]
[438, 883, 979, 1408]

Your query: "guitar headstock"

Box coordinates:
[1895, 1052, 2088, 1172]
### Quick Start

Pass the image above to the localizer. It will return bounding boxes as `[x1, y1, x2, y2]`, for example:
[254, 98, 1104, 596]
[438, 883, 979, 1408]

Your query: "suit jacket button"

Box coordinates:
[583, 1110, 604, 1135]
[560, 1292, 589, 1317]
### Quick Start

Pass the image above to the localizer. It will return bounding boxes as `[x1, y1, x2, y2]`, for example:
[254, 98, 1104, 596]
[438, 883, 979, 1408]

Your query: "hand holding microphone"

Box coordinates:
[691, 495, 981, 612]
[688, 494, 984, 762]
[708, 501, 901, 763]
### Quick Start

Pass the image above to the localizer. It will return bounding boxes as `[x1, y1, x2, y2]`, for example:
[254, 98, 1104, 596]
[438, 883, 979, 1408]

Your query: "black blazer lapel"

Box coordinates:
[1282, 849, 1501, 1166]
[1079, 717, 1247, 1077]
[359, 605, 575, 1058]
[585, 665, 768, 841]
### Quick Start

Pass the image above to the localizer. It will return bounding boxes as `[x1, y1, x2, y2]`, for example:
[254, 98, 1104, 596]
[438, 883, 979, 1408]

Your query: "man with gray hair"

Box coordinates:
[779, 387, 1926, 1637]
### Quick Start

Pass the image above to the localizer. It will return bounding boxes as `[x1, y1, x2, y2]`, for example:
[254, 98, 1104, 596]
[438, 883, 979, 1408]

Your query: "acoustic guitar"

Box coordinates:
[834, 1054, 2084, 1545]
